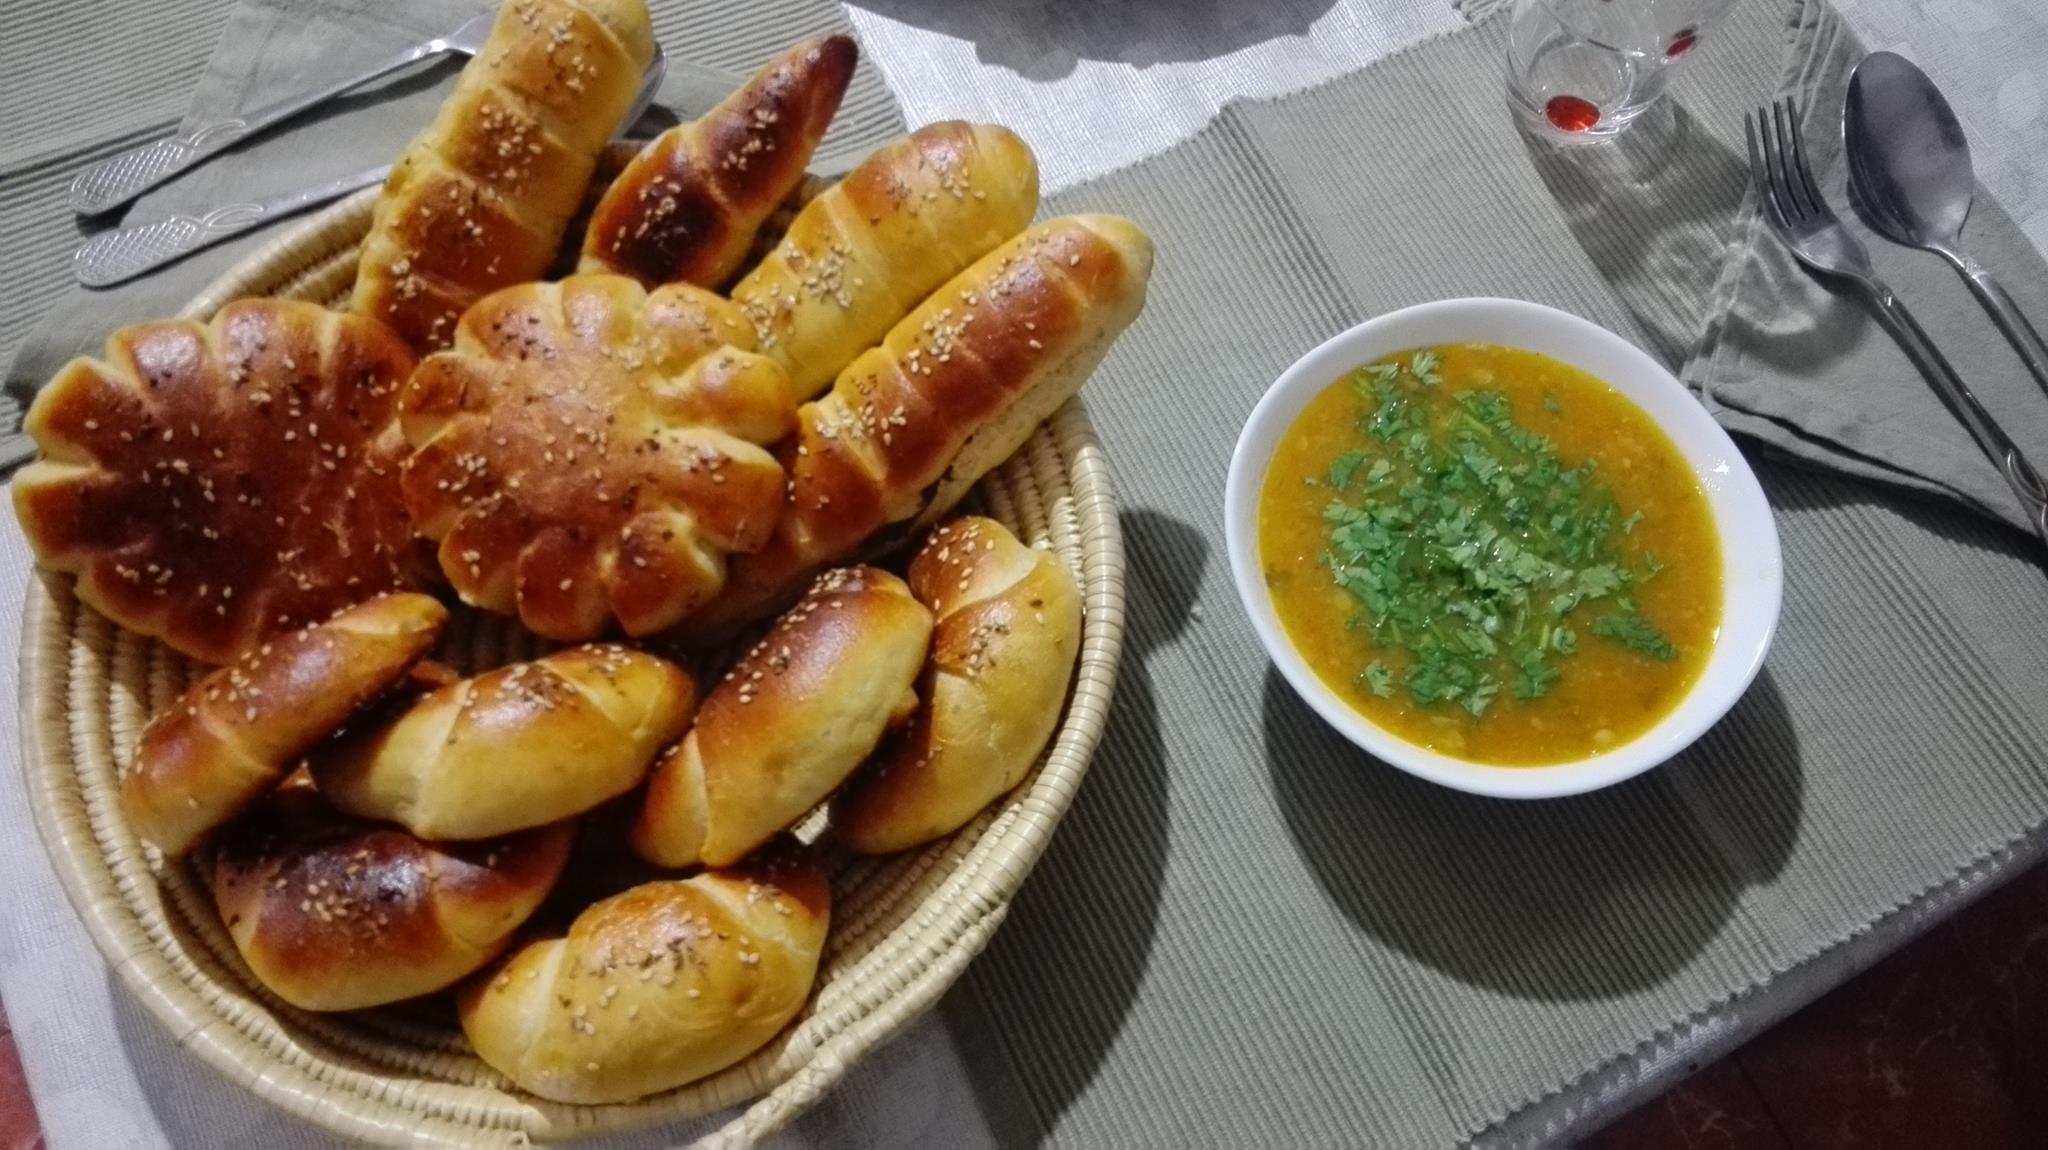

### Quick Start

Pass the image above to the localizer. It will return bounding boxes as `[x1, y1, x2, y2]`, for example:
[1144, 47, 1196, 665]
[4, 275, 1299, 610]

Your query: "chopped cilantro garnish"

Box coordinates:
[1589, 613, 1679, 660]
[1327, 449, 1367, 490]
[1514, 647, 1559, 698]
[1361, 659, 1396, 698]
[1319, 352, 1680, 713]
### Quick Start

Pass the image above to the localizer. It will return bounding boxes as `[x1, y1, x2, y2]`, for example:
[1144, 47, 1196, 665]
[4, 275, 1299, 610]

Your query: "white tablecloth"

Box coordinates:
[4, 1, 2045, 1146]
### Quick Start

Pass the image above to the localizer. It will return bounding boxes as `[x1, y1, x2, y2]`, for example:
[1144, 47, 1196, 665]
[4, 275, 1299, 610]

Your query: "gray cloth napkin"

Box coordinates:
[1472, 0, 2048, 535]
[0, 0, 905, 466]
[921, 1, 2048, 1145]
[1688, 21, 2048, 531]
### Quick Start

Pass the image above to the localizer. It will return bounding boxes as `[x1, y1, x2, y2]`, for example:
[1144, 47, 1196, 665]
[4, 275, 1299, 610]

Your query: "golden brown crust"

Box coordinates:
[351, 0, 657, 351]
[312, 645, 695, 840]
[459, 851, 828, 1104]
[580, 35, 857, 288]
[13, 299, 421, 664]
[729, 122, 1040, 398]
[398, 274, 797, 639]
[121, 593, 449, 857]
[632, 566, 931, 868]
[680, 214, 1152, 640]
[209, 786, 572, 1012]
[833, 519, 1081, 853]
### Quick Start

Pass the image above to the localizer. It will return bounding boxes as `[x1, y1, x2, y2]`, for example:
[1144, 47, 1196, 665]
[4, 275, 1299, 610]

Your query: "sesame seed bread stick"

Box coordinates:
[729, 121, 1040, 399]
[580, 35, 856, 289]
[680, 213, 1152, 643]
[352, 0, 657, 352]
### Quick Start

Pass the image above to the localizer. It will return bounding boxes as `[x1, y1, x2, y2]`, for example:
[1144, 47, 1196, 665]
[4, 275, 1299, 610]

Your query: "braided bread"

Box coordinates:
[460, 851, 828, 1103]
[833, 519, 1080, 853]
[632, 567, 930, 868]
[399, 274, 797, 640]
[311, 645, 695, 840]
[210, 785, 573, 1012]
[121, 593, 448, 857]
[14, 299, 420, 663]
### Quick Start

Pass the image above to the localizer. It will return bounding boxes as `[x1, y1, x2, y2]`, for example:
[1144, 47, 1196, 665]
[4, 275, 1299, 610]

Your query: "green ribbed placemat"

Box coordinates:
[0, 0, 903, 453]
[935, 2, 2048, 1145]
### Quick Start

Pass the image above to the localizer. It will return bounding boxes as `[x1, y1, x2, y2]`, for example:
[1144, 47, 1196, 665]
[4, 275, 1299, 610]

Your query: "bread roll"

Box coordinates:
[579, 36, 856, 288]
[352, 0, 656, 351]
[120, 593, 448, 857]
[632, 566, 931, 868]
[833, 519, 1080, 853]
[399, 275, 798, 639]
[14, 300, 422, 664]
[210, 785, 572, 1012]
[729, 122, 1039, 398]
[459, 851, 828, 1104]
[312, 645, 694, 840]
[681, 214, 1152, 640]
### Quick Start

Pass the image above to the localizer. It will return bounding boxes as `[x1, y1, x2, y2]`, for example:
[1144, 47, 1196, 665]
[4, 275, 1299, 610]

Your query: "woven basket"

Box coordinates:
[19, 186, 1127, 1146]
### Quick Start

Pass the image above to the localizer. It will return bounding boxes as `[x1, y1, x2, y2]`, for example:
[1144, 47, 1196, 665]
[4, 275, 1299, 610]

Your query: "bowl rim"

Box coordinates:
[1223, 297, 1783, 800]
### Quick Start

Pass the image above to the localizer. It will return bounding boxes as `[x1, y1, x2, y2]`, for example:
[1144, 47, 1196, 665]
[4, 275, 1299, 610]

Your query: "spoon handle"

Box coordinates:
[1860, 281, 2048, 543]
[1947, 251, 2048, 405]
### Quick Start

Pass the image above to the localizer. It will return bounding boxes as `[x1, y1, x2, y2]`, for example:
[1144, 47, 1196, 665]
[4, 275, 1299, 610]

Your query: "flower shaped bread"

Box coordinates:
[400, 273, 798, 639]
[14, 299, 419, 664]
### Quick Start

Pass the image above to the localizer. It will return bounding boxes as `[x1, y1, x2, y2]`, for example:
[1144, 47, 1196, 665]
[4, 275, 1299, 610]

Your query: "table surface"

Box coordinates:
[3, 1, 2046, 1147]
[1580, 858, 2048, 1148]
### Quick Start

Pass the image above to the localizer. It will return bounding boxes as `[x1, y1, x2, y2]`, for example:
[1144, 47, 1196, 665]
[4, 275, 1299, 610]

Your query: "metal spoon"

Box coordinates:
[1844, 52, 2048, 404]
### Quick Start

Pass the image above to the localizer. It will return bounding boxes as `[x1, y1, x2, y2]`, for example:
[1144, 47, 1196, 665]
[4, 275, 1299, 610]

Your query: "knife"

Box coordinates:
[68, 13, 498, 217]
[73, 48, 669, 289]
[73, 164, 392, 289]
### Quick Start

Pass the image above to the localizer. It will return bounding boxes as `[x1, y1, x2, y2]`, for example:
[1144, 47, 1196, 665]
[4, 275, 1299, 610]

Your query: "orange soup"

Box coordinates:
[1258, 343, 1721, 766]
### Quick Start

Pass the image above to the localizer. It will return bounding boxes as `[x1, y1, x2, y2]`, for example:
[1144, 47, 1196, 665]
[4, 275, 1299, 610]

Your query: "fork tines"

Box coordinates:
[1746, 94, 1882, 285]
[1747, 97, 1824, 230]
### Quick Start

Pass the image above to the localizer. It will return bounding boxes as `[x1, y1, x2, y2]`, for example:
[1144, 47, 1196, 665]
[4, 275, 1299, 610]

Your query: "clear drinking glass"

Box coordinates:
[1506, 0, 1737, 142]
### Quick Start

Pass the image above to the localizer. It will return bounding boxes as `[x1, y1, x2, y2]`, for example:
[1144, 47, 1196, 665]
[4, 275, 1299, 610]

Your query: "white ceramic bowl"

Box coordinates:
[1225, 298, 1782, 799]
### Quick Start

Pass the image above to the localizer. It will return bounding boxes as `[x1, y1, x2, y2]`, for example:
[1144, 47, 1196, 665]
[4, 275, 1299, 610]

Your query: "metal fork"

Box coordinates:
[1747, 97, 2048, 548]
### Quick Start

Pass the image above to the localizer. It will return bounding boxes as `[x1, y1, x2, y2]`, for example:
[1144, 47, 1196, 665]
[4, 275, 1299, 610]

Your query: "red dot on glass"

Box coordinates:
[1665, 28, 1699, 57]
[1545, 95, 1601, 132]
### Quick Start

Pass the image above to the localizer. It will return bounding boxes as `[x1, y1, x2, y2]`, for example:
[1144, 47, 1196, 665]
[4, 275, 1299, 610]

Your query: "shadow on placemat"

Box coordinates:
[852, 0, 1339, 80]
[941, 509, 1199, 1145]
[110, 967, 352, 1149]
[1520, 102, 1774, 371]
[1264, 667, 1803, 1000]
[1764, 458, 2043, 564]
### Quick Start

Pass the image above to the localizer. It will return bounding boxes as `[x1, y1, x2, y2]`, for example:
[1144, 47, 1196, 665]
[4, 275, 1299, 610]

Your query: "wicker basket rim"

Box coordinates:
[20, 187, 1128, 1147]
